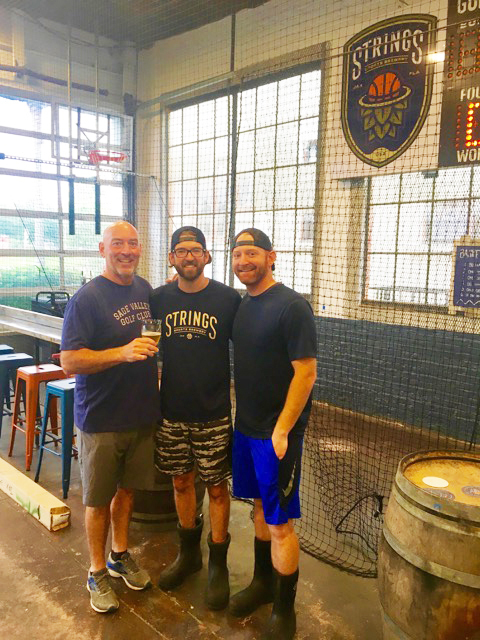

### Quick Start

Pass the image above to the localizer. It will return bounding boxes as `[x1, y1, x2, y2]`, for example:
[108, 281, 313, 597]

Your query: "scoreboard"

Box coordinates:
[438, 0, 480, 166]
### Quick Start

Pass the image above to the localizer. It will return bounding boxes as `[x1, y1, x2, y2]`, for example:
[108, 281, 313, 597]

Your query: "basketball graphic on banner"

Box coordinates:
[358, 72, 412, 142]
[367, 72, 402, 103]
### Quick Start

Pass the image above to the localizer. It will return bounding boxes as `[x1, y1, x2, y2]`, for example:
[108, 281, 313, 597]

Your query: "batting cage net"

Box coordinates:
[0, 0, 478, 577]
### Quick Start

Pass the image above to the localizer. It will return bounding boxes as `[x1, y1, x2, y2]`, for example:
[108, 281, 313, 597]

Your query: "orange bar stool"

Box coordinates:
[9, 364, 67, 471]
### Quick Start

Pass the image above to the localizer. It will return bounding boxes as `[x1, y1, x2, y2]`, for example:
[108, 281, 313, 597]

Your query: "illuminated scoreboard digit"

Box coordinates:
[438, 1, 480, 166]
[464, 101, 480, 148]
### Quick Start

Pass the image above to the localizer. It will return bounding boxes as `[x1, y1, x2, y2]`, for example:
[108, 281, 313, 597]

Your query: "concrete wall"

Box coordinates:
[315, 316, 480, 442]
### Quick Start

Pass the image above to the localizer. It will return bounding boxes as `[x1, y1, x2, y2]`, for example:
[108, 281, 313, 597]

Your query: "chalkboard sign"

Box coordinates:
[452, 245, 480, 308]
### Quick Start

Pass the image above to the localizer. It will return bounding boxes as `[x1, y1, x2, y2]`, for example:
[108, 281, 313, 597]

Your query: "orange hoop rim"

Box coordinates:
[88, 150, 127, 164]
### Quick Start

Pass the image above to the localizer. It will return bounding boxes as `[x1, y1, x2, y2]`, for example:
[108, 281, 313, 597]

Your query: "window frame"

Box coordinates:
[165, 55, 325, 298]
[0, 91, 131, 301]
[362, 168, 479, 312]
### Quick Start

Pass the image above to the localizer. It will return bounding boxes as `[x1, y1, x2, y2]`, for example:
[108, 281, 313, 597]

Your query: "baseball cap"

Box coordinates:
[232, 228, 273, 251]
[170, 226, 207, 251]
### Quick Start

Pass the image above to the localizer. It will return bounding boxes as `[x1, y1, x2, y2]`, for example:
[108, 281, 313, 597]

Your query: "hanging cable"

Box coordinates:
[13, 204, 55, 291]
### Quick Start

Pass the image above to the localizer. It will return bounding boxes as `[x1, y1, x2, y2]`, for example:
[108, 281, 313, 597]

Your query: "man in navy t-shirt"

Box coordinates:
[61, 221, 160, 614]
[150, 226, 241, 610]
[230, 228, 317, 640]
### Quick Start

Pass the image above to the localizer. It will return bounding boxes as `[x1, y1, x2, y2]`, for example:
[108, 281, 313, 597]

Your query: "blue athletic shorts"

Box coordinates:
[232, 429, 303, 525]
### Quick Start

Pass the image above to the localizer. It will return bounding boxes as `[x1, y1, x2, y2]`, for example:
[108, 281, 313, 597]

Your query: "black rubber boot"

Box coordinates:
[157, 517, 203, 590]
[229, 538, 274, 617]
[263, 569, 298, 640]
[205, 532, 231, 610]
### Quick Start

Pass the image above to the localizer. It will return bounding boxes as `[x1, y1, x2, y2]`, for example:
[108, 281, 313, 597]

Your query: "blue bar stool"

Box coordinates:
[0, 345, 14, 414]
[35, 378, 76, 499]
[0, 344, 14, 355]
[0, 353, 34, 437]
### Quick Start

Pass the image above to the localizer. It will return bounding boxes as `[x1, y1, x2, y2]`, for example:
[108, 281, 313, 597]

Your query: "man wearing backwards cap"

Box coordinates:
[230, 228, 317, 640]
[150, 226, 241, 610]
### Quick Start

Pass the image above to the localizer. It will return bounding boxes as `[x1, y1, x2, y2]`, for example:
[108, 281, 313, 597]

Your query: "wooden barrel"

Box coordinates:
[378, 450, 480, 640]
[131, 468, 205, 531]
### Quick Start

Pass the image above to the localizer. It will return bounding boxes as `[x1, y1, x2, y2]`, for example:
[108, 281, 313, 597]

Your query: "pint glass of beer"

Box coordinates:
[141, 319, 161, 345]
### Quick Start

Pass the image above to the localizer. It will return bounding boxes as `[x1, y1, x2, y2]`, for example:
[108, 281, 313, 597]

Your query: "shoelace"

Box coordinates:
[92, 571, 111, 594]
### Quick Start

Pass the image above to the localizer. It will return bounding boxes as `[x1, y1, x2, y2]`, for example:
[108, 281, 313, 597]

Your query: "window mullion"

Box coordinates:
[195, 104, 199, 228]
[271, 81, 279, 239]
[292, 75, 303, 290]
[392, 176, 402, 303]
[467, 165, 474, 234]
[228, 91, 239, 288]
[424, 174, 437, 305]
[181, 109, 184, 226]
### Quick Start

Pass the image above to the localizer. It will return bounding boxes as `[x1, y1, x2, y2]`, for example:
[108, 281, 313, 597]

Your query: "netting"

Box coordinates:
[0, 0, 479, 577]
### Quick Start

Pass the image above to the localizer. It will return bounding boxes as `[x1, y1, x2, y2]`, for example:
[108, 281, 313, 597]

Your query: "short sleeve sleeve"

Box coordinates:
[281, 297, 317, 362]
[60, 294, 96, 351]
[228, 290, 242, 339]
[149, 287, 164, 320]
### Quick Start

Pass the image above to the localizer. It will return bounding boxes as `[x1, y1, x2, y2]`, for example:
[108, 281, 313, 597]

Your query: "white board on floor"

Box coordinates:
[0, 456, 70, 531]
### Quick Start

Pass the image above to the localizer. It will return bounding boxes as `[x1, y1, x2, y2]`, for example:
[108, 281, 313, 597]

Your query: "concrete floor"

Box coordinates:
[0, 425, 382, 640]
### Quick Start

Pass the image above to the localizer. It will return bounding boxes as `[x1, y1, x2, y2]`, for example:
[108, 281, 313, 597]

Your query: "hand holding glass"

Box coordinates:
[141, 320, 161, 346]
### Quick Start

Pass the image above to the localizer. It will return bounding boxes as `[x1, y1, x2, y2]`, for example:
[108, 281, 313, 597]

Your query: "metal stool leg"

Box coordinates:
[0, 370, 7, 437]
[61, 392, 74, 499]
[4, 371, 12, 412]
[25, 379, 40, 471]
[8, 377, 24, 456]
[34, 390, 51, 484]
[48, 395, 59, 439]
[0, 367, 14, 436]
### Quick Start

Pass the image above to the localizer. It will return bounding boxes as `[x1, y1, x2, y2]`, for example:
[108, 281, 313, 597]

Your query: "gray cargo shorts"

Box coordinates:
[77, 425, 155, 507]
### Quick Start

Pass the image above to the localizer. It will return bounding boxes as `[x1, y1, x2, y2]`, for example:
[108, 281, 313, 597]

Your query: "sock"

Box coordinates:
[111, 550, 127, 561]
[90, 568, 107, 576]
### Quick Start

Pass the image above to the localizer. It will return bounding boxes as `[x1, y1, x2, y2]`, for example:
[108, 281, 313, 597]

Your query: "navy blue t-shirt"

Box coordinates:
[150, 280, 241, 422]
[232, 283, 317, 438]
[61, 275, 160, 433]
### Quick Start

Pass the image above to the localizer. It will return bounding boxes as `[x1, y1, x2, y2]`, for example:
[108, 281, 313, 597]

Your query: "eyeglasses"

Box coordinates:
[173, 247, 205, 258]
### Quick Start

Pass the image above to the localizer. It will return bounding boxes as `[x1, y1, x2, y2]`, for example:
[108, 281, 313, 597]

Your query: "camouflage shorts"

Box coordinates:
[155, 416, 232, 485]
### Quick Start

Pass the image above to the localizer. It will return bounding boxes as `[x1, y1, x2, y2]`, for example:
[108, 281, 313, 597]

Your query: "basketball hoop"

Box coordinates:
[88, 150, 127, 165]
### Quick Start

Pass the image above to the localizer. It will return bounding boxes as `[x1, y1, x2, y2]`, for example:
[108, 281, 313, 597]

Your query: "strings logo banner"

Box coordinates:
[341, 15, 437, 167]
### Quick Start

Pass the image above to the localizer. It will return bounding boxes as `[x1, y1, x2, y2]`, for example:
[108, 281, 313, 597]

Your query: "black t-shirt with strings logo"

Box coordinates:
[150, 280, 241, 422]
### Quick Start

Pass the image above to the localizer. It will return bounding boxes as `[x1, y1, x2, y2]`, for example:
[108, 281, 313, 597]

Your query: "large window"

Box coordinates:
[364, 167, 480, 307]
[167, 67, 321, 294]
[168, 95, 232, 284]
[0, 95, 130, 308]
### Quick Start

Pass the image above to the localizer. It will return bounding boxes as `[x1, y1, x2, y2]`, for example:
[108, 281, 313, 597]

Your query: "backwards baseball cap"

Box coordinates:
[232, 228, 273, 251]
[170, 226, 207, 251]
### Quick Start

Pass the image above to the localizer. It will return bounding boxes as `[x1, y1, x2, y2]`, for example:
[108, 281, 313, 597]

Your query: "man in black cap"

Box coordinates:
[230, 228, 317, 640]
[150, 226, 241, 610]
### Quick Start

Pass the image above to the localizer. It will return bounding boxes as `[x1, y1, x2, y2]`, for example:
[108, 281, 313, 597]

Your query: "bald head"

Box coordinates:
[103, 220, 139, 244]
[100, 220, 142, 285]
